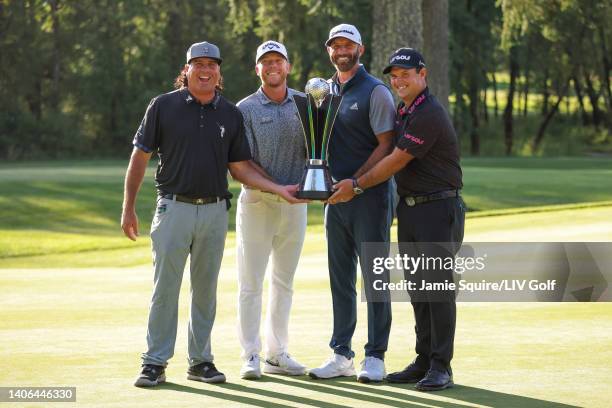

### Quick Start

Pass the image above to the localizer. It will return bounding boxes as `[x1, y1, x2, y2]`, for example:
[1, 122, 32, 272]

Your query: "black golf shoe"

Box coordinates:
[415, 368, 453, 391]
[386, 362, 428, 384]
[134, 364, 166, 387]
[187, 362, 226, 384]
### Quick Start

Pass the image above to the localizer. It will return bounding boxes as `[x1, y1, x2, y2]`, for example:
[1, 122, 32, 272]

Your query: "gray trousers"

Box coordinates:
[141, 197, 228, 367]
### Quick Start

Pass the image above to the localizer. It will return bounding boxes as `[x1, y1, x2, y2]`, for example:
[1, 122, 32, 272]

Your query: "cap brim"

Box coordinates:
[382, 63, 418, 74]
[256, 50, 288, 63]
[325, 35, 361, 47]
[324, 36, 337, 46]
[188, 56, 222, 64]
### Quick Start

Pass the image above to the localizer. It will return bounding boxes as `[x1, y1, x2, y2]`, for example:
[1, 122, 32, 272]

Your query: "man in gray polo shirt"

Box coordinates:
[235, 40, 308, 379]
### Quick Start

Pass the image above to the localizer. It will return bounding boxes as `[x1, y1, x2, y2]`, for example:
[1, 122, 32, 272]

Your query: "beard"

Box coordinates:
[263, 72, 287, 88]
[331, 49, 360, 72]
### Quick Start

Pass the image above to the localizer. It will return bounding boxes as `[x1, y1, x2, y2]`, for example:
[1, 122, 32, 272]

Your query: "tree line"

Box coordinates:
[0, 0, 610, 160]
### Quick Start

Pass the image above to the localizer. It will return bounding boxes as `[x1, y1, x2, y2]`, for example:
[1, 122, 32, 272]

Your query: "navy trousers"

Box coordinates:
[324, 184, 393, 360]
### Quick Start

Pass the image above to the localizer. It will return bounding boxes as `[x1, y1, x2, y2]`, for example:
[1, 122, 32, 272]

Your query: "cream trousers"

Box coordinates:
[236, 188, 307, 359]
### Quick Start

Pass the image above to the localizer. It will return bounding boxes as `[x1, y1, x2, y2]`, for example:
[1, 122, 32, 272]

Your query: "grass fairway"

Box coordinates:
[2, 157, 612, 267]
[2, 208, 612, 408]
[1, 158, 612, 407]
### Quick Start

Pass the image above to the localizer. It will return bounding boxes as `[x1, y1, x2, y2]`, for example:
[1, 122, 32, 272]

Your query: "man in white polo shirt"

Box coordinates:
[235, 40, 308, 379]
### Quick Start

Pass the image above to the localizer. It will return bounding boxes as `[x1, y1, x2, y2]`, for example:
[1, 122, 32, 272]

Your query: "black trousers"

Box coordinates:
[396, 196, 465, 371]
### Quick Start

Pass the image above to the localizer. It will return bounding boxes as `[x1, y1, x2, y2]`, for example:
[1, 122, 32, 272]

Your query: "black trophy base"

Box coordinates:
[296, 189, 332, 200]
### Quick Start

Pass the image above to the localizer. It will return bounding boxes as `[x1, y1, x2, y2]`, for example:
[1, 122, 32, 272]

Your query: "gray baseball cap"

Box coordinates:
[186, 41, 222, 64]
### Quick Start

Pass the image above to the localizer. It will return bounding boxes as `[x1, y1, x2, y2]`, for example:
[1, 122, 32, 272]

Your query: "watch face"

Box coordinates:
[352, 178, 363, 194]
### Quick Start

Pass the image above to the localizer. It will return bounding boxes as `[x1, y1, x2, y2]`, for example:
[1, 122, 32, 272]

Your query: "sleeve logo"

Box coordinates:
[403, 133, 424, 145]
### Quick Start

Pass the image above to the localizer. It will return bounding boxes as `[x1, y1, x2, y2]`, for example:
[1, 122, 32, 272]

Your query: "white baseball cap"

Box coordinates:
[255, 40, 289, 63]
[325, 23, 362, 47]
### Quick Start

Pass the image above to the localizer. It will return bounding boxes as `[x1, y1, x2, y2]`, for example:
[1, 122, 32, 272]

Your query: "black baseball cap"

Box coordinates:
[382, 48, 426, 74]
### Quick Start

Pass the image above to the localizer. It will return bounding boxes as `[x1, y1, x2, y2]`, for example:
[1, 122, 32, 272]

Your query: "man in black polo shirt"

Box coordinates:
[331, 48, 465, 391]
[121, 41, 302, 387]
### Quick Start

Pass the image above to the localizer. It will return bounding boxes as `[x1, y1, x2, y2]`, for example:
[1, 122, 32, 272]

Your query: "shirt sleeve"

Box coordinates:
[237, 102, 258, 162]
[395, 111, 438, 159]
[132, 97, 160, 153]
[369, 85, 396, 135]
[228, 110, 253, 163]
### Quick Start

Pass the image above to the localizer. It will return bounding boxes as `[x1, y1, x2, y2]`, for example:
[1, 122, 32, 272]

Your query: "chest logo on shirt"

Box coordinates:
[349, 102, 359, 111]
[217, 122, 225, 138]
[404, 132, 424, 145]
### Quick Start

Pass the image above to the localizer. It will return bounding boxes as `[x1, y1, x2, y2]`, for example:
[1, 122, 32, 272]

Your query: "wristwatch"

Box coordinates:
[352, 178, 364, 195]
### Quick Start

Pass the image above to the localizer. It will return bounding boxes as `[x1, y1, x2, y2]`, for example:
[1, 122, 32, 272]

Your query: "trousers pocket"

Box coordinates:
[240, 190, 263, 205]
[151, 198, 172, 233]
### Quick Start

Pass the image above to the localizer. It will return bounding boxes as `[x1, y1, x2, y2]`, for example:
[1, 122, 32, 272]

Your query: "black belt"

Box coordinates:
[403, 190, 460, 207]
[159, 193, 224, 205]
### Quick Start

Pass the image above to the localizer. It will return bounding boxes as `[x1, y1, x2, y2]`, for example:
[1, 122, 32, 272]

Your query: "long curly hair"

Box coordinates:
[173, 66, 224, 91]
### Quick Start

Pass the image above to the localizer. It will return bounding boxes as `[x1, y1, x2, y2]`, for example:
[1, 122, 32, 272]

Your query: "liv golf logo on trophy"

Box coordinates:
[294, 78, 342, 200]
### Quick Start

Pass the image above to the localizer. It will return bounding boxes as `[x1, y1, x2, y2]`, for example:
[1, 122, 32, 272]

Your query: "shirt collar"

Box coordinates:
[331, 64, 366, 95]
[257, 86, 293, 105]
[398, 87, 429, 117]
[183, 88, 220, 109]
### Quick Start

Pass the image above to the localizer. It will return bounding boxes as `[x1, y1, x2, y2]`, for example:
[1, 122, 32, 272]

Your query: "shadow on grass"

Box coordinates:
[269, 375, 578, 408]
[148, 375, 578, 407]
[434, 384, 578, 408]
[153, 380, 345, 408]
[263, 375, 461, 408]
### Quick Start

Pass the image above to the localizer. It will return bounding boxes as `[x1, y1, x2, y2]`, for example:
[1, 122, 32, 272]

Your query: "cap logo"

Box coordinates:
[203, 46, 209, 52]
[262, 42, 281, 50]
[332, 29, 355, 36]
[391, 55, 411, 63]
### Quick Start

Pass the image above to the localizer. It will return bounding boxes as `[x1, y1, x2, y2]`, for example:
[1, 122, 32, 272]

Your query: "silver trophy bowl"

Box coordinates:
[305, 78, 330, 107]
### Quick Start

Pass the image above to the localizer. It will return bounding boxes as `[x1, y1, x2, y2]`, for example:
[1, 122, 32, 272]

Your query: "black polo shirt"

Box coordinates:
[393, 88, 463, 196]
[133, 88, 252, 198]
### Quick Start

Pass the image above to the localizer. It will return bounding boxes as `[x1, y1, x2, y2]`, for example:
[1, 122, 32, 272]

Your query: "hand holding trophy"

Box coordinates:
[293, 78, 342, 200]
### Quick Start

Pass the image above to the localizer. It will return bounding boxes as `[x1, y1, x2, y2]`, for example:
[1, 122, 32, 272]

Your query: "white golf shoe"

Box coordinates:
[240, 354, 261, 380]
[357, 356, 386, 383]
[309, 353, 356, 379]
[263, 352, 307, 375]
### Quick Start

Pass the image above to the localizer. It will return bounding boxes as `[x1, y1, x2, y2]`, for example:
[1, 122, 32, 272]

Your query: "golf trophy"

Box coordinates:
[294, 78, 342, 200]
